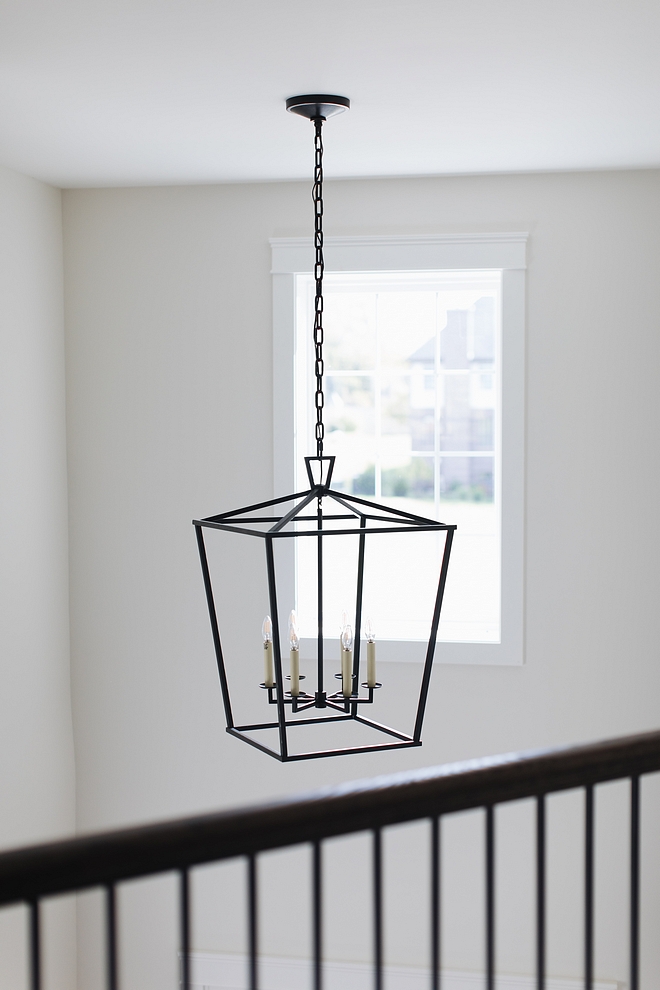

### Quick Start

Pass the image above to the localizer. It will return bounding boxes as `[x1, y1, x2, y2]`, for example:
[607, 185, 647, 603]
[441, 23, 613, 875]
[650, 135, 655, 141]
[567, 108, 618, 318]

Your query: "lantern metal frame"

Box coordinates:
[194, 455, 455, 762]
[194, 93, 456, 761]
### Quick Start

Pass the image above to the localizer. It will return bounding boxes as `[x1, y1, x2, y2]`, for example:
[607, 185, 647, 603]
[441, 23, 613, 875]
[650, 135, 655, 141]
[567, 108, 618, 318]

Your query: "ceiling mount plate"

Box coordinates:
[286, 94, 350, 121]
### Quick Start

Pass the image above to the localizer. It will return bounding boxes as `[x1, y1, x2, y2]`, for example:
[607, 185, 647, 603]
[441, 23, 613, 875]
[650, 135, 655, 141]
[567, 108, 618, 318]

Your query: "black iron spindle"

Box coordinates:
[105, 884, 118, 990]
[248, 854, 259, 990]
[431, 817, 441, 990]
[28, 900, 40, 990]
[373, 829, 383, 990]
[630, 775, 640, 990]
[486, 806, 495, 990]
[584, 785, 594, 990]
[313, 841, 323, 990]
[536, 795, 546, 990]
[180, 869, 191, 990]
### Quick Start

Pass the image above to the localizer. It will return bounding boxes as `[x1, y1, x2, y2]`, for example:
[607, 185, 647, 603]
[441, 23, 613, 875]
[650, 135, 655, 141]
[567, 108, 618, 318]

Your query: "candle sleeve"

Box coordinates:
[342, 648, 352, 698]
[263, 642, 274, 688]
[367, 641, 376, 688]
[290, 648, 300, 697]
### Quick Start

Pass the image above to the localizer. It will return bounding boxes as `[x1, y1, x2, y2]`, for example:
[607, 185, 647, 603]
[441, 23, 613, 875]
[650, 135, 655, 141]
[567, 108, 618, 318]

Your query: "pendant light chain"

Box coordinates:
[313, 118, 325, 458]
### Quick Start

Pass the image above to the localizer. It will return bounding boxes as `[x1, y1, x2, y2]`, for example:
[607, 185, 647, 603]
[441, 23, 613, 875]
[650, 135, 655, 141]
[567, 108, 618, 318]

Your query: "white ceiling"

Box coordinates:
[1, 0, 659, 188]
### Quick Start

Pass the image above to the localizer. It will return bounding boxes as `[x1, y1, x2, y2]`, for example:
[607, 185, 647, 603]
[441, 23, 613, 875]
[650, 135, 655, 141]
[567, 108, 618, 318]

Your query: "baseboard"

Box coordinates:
[187, 951, 623, 990]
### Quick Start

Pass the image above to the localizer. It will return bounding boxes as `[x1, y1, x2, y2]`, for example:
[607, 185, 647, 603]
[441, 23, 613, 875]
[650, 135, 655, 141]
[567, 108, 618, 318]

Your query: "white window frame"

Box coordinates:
[271, 233, 526, 666]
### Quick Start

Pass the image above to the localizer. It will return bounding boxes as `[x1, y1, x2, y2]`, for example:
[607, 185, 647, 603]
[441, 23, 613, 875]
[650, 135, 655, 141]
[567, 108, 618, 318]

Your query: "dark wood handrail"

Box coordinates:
[0, 729, 658, 907]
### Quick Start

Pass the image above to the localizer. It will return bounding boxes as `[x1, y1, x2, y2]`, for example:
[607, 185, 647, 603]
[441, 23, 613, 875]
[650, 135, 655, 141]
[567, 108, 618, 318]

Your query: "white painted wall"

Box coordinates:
[0, 164, 76, 988]
[63, 170, 660, 990]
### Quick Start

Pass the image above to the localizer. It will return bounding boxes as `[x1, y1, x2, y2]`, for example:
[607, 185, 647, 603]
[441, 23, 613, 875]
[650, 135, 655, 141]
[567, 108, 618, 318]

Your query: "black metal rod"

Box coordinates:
[106, 884, 118, 990]
[317, 500, 324, 697]
[270, 489, 321, 533]
[431, 817, 441, 990]
[234, 714, 353, 731]
[313, 841, 322, 990]
[585, 785, 594, 990]
[486, 805, 495, 990]
[180, 869, 191, 990]
[248, 855, 258, 990]
[326, 488, 445, 525]
[216, 514, 357, 524]
[352, 714, 414, 741]
[290, 513, 357, 522]
[326, 491, 366, 519]
[373, 829, 383, 990]
[199, 520, 454, 539]
[536, 795, 545, 990]
[352, 517, 367, 712]
[227, 727, 420, 762]
[202, 488, 313, 521]
[413, 529, 454, 742]
[265, 538, 288, 760]
[630, 775, 640, 990]
[195, 526, 234, 728]
[29, 900, 40, 990]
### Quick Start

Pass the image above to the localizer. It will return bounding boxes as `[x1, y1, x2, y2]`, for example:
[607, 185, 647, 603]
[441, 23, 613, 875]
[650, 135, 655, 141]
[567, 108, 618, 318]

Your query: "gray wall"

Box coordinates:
[62, 170, 660, 988]
[0, 163, 76, 989]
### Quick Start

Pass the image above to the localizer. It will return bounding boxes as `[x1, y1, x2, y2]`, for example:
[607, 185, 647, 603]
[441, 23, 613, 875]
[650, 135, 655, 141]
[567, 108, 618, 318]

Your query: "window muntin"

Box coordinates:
[294, 270, 501, 645]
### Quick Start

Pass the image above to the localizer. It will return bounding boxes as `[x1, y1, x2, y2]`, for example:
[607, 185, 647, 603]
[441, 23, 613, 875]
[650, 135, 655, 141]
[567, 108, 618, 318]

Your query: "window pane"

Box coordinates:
[377, 291, 436, 371]
[382, 456, 435, 502]
[440, 455, 494, 503]
[324, 291, 376, 371]
[295, 271, 502, 644]
[325, 375, 375, 495]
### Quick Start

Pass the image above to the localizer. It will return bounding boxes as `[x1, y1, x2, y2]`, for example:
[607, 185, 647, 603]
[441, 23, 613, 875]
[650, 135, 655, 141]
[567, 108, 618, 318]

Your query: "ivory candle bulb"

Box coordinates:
[341, 624, 353, 698]
[288, 609, 300, 698]
[339, 610, 348, 664]
[365, 617, 376, 688]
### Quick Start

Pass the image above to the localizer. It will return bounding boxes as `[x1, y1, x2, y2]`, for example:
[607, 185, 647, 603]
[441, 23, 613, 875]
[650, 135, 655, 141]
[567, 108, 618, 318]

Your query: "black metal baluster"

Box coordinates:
[486, 806, 495, 990]
[584, 785, 594, 990]
[431, 817, 441, 990]
[313, 841, 322, 990]
[28, 900, 40, 990]
[536, 795, 545, 990]
[373, 829, 383, 990]
[630, 775, 640, 990]
[248, 855, 259, 990]
[106, 885, 118, 990]
[180, 870, 191, 990]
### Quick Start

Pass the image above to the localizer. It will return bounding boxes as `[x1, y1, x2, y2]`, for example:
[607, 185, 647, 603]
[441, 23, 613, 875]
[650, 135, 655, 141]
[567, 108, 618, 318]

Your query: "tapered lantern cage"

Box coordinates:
[193, 94, 456, 761]
[194, 456, 455, 762]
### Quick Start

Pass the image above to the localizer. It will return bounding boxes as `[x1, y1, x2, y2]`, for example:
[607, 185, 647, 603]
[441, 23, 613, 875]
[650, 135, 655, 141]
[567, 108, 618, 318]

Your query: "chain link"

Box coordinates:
[312, 118, 325, 458]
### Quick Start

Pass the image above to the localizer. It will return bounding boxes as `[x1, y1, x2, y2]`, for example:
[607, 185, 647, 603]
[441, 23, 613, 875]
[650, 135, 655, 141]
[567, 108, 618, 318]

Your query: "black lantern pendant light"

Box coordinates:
[193, 96, 456, 762]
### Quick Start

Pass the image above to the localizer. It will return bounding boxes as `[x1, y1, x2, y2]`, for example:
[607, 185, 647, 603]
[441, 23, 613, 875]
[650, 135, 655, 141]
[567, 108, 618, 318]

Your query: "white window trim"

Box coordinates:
[271, 233, 526, 666]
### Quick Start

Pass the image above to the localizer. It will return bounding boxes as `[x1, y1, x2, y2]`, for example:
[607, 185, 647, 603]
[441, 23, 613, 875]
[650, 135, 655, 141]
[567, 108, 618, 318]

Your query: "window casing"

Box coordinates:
[272, 234, 526, 666]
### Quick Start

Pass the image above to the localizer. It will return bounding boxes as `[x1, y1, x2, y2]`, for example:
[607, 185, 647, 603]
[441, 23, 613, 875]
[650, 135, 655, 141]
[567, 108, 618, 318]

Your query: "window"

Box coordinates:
[272, 234, 526, 665]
